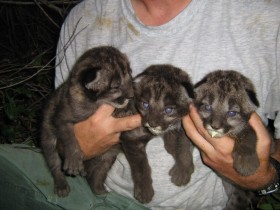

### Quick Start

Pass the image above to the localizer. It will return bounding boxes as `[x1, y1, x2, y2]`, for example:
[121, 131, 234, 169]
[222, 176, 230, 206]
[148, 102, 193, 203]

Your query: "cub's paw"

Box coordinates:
[169, 163, 193, 186]
[63, 152, 86, 176]
[91, 184, 108, 195]
[134, 184, 154, 204]
[233, 152, 260, 176]
[54, 180, 70, 197]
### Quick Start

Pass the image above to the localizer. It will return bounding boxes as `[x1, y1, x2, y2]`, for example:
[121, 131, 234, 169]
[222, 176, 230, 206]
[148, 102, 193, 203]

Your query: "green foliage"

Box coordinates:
[1, 85, 41, 144]
[258, 190, 280, 210]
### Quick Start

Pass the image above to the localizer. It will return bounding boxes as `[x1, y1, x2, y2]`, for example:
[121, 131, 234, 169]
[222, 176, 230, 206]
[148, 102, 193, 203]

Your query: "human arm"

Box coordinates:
[74, 104, 141, 160]
[182, 104, 278, 190]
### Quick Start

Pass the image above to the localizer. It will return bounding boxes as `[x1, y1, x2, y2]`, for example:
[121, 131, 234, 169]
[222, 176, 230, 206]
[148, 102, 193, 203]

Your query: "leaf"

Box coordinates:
[16, 88, 33, 98]
[258, 203, 273, 210]
[4, 97, 26, 121]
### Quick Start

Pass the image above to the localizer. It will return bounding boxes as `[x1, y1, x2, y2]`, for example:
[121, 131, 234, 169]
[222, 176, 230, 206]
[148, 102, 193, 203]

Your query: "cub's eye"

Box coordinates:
[164, 107, 174, 115]
[204, 104, 212, 112]
[227, 111, 237, 117]
[142, 102, 149, 110]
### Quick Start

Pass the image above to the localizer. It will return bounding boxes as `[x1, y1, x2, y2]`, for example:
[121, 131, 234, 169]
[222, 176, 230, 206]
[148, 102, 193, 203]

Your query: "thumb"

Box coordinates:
[112, 114, 142, 132]
[249, 112, 271, 159]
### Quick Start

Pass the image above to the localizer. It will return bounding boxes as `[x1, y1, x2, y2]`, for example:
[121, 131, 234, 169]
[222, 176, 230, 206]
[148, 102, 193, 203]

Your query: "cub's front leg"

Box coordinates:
[41, 126, 70, 197]
[164, 129, 194, 186]
[57, 122, 86, 176]
[85, 144, 121, 194]
[232, 127, 259, 176]
[122, 136, 154, 204]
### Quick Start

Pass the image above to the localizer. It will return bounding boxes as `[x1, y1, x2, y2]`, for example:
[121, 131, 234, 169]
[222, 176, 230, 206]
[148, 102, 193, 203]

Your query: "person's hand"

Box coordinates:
[74, 104, 141, 160]
[182, 104, 276, 190]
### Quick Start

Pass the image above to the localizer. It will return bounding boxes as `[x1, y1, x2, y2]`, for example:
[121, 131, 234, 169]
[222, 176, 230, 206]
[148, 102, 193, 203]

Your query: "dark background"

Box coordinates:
[0, 0, 79, 145]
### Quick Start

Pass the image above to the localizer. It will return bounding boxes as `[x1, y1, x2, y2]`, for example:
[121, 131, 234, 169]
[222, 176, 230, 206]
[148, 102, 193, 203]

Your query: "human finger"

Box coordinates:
[188, 104, 210, 139]
[249, 112, 272, 159]
[112, 114, 142, 133]
[182, 106, 214, 153]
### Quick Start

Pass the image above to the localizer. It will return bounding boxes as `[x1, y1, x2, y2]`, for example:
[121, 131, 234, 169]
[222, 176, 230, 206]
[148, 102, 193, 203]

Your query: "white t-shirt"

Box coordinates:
[55, 0, 280, 209]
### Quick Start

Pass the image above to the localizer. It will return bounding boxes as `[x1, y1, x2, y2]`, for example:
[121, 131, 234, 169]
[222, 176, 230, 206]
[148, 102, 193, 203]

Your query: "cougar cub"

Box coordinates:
[85, 64, 195, 204]
[40, 46, 133, 197]
[194, 70, 260, 176]
[194, 70, 260, 209]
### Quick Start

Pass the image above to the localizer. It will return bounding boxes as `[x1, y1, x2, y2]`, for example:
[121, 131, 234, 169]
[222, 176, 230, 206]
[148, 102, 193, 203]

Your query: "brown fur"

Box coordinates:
[85, 64, 195, 203]
[194, 70, 260, 209]
[40, 46, 133, 197]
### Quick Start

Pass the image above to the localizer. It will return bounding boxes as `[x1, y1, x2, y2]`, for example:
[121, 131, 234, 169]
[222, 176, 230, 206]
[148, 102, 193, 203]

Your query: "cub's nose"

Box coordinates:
[210, 119, 222, 130]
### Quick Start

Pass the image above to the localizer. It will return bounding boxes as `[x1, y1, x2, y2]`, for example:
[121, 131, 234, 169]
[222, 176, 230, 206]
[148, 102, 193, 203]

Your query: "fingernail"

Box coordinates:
[189, 103, 194, 110]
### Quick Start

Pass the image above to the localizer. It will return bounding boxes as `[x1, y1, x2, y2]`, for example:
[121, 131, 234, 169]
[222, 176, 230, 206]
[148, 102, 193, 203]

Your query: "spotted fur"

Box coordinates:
[194, 70, 260, 209]
[41, 46, 133, 197]
[85, 64, 195, 204]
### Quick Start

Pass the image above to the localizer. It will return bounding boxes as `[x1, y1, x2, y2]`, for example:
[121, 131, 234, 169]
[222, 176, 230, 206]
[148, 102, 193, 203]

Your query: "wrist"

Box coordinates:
[257, 157, 280, 195]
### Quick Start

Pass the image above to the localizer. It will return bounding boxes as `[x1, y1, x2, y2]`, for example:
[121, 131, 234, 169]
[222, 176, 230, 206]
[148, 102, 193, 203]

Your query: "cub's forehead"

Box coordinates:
[214, 80, 241, 93]
[135, 74, 172, 85]
[198, 73, 244, 92]
[200, 84, 246, 99]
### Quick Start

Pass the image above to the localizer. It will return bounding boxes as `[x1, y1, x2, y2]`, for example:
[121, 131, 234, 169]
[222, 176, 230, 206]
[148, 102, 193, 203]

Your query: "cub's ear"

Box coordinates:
[194, 77, 207, 89]
[193, 77, 208, 100]
[181, 81, 194, 99]
[176, 70, 194, 99]
[133, 74, 144, 84]
[133, 73, 145, 87]
[132, 75, 145, 96]
[246, 89, 259, 107]
[79, 67, 101, 90]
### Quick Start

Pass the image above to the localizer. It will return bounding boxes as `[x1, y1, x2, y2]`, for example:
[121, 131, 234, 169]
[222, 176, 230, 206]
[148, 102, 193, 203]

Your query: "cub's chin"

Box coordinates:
[206, 126, 225, 138]
[147, 127, 164, 136]
[207, 130, 225, 138]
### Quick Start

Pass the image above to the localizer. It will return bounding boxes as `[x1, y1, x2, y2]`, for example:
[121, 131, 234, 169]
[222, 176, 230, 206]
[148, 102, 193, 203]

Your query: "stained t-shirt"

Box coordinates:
[55, 0, 280, 209]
